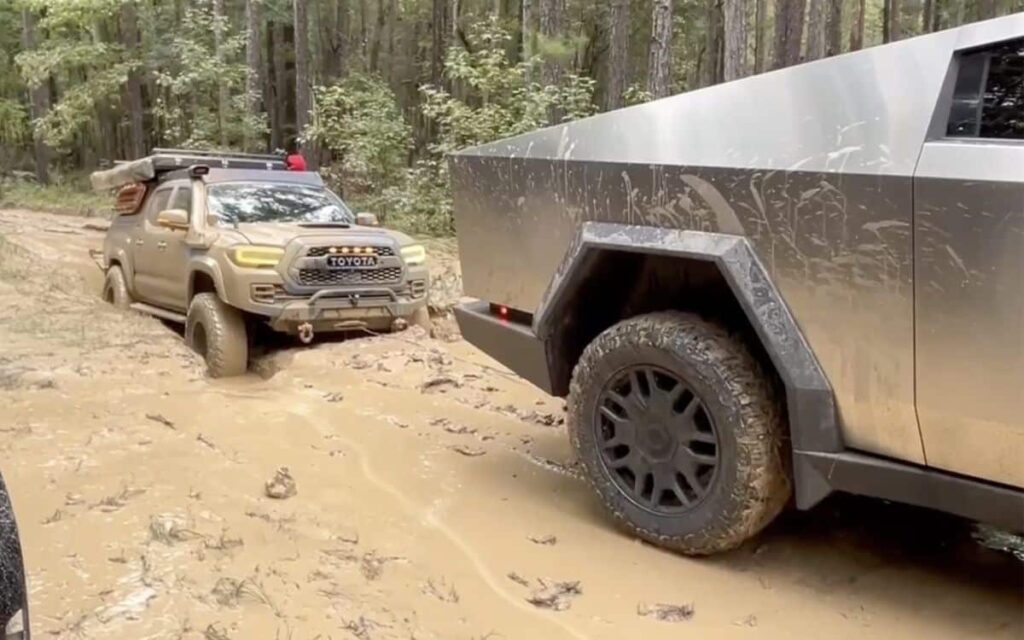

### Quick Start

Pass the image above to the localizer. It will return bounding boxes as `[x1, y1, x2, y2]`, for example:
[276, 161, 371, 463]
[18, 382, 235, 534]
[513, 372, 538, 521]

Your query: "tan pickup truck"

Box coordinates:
[92, 149, 429, 377]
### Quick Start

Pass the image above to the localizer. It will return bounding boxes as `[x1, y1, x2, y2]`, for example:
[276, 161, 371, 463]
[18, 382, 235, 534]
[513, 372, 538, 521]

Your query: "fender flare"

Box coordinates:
[187, 257, 228, 303]
[534, 222, 840, 507]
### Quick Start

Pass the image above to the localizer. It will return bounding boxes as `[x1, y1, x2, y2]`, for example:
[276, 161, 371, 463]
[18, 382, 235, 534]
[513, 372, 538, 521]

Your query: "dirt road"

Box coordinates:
[0, 208, 1021, 639]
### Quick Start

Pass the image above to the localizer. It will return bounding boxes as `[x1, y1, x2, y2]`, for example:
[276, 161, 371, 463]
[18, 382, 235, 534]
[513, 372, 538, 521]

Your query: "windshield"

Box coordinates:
[207, 182, 354, 224]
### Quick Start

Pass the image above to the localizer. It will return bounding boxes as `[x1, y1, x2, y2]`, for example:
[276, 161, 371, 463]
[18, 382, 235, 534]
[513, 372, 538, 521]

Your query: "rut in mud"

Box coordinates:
[0, 208, 1021, 640]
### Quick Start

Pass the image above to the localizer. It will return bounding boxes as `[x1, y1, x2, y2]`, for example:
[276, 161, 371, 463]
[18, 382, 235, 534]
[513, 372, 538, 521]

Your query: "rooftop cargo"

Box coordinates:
[89, 148, 288, 192]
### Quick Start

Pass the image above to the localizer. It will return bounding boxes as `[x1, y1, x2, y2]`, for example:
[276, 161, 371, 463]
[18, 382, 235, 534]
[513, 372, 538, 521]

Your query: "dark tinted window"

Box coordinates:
[947, 37, 1024, 139]
[169, 185, 192, 215]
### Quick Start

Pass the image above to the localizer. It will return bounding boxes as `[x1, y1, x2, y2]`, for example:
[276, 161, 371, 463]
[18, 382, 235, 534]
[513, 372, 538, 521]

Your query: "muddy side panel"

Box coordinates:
[452, 158, 924, 464]
[915, 140, 1024, 488]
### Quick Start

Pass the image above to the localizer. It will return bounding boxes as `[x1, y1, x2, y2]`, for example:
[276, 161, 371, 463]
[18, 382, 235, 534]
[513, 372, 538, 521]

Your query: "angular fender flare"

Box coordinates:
[533, 222, 840, 509]
[188, 257, 228, 303]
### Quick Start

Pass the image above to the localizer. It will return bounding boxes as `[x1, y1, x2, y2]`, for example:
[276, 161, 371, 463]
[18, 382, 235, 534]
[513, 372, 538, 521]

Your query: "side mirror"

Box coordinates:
[0, 472, 29, 639]
[355, 212, 379, 227]
[156, 208, 189, 230]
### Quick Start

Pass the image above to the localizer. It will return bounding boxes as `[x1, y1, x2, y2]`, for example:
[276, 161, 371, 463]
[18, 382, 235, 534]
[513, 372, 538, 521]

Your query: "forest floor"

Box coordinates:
[0, 207, 1022, 640]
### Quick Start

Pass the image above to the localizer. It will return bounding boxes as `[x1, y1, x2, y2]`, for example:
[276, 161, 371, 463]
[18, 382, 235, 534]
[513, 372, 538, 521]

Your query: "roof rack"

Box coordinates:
[90, 148, 288, 191]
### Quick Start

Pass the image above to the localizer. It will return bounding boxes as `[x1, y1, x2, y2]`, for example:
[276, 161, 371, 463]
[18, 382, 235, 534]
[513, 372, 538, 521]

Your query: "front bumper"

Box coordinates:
[266, 287, 426, 332]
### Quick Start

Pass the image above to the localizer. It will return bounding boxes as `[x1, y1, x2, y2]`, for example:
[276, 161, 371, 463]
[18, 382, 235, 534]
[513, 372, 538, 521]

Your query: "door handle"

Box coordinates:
[134, 238, 144, 246]
[157, 241, 168, 250]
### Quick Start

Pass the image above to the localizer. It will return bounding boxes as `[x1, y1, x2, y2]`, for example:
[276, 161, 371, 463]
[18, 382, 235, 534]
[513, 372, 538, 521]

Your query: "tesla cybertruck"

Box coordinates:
[451, 15, 1024, 553]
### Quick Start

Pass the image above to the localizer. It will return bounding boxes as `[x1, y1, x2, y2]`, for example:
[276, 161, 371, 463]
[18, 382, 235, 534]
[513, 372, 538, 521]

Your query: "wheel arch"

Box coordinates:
[534, 222, 840, 507]
[106, 249, 137, 296]
[188, 258, 226, 303]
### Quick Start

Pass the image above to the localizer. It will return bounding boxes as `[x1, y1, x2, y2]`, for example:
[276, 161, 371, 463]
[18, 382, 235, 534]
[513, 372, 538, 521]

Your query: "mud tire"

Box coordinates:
[102, 265, 131, 309]
[409, 306, 432, 331]
[185, 293, 248, 378]
[568, 311, 790, 555]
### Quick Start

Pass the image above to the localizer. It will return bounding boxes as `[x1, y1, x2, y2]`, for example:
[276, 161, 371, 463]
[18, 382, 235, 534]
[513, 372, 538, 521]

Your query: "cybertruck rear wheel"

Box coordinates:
[568, 311, 790, 555]
[102, 265, 131, 309]
[186, 293, 248, 378]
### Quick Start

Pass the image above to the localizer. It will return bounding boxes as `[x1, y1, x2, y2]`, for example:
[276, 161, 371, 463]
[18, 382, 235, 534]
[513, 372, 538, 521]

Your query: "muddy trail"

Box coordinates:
[0, 208, 1020, 639]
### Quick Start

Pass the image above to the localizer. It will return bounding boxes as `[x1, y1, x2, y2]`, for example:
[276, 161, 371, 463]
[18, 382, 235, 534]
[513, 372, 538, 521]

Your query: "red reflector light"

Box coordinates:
[499, 306, 509, 317]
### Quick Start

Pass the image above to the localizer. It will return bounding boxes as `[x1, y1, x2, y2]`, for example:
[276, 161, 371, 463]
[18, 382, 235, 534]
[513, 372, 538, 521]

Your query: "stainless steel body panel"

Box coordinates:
[451, 15, 1024, 470]
[915, 140, 1024, 487]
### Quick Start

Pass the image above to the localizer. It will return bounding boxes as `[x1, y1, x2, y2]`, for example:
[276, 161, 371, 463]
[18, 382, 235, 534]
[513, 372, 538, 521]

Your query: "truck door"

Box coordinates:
[914, 37, 1024, 487]
[147, 184, 193, 312]
[131, 185, 173, 304]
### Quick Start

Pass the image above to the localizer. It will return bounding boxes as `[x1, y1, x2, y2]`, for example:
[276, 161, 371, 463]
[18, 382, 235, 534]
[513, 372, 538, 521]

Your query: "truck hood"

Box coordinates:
[233, 222, 405, 246]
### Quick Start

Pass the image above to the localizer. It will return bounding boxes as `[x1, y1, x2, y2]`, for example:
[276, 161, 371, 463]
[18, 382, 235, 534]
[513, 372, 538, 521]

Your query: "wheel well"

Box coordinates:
[547, 249, 782, 401]
[190, 271, 218, 301]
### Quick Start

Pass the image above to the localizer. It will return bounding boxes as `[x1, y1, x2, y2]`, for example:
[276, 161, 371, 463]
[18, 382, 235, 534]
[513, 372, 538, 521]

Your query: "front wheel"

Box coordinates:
[185, 293, 248, 378]
[568, 311, 790, 555]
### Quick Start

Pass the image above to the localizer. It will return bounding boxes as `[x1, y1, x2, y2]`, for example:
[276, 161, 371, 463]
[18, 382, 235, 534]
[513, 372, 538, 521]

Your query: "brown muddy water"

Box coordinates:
[0, 209, 1021, 639]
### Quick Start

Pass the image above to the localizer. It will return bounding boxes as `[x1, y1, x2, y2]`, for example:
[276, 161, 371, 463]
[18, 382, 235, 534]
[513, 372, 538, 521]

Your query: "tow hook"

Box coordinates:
[297, 322, 315, 344]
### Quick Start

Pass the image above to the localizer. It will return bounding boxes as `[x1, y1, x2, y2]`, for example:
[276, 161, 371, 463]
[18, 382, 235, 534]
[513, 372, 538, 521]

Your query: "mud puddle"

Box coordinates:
[0, 208, 1021, 639]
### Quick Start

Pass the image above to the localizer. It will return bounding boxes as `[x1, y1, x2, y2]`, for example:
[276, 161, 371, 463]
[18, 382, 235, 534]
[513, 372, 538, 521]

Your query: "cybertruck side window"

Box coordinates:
[947, 37, 1024, 139]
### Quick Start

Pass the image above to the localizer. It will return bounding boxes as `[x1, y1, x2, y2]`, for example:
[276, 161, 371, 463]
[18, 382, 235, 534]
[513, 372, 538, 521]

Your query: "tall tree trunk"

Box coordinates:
[723, 0, 747, 81]
[268, 21, 285, 149]
[387, 0, 398, 82]
[294, 0, 315, 166]
[213, 0, 228, 147]
[245, 0, 263, 151]
[647, 0, 673, 98]
[522, 0, 534, 60]
[335, 0, 349, 79]
[923, 0, 934, 32]
[431, 0, 447, 85]
[754, 0, 767, 73]
[806, 0, 826, 61]
[850, 0, 865, 50]
[702, 0, 722, 87]
[358, 0, 369, 64]
[20, 8, 49, 184]
[825, 0, 842, 56]
[120, 1, 146, 159]
[605, 0, 630, 110]
[370, 0, 386, 72]
[890, 0, 902, 41]
[882, 0, 891, 42]
[773, 0, 806, 68]
[540, 0, 566, 84]
[977, 0, 997, 19]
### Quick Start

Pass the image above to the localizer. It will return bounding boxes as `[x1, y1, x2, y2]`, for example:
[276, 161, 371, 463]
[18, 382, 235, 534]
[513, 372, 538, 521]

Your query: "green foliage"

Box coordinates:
[421, 17, 596, 156]
[379, 17, 597, 235]
[0, 177, 109, 216]
[306, 74, 411, 199]
[623, 84, 653, 106]
[150, 2, 265, 149]
[0, 99, 29, 146]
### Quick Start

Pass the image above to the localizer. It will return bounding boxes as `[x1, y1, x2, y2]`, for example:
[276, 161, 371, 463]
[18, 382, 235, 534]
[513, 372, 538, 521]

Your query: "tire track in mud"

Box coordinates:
[279, 402, 591, 640]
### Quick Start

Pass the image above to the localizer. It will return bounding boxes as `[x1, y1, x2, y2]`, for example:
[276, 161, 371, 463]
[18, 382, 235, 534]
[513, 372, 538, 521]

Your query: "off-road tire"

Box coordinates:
[102, 265, 131, 309]
[185, 293, 248, 378]
[568, 311, 790, 555]
[409, 306, 431, 331]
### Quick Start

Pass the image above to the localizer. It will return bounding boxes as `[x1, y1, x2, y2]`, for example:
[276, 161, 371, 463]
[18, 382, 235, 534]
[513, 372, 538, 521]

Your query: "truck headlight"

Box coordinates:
[400, 244, 426, 266]
[230, 245, 284, 268]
